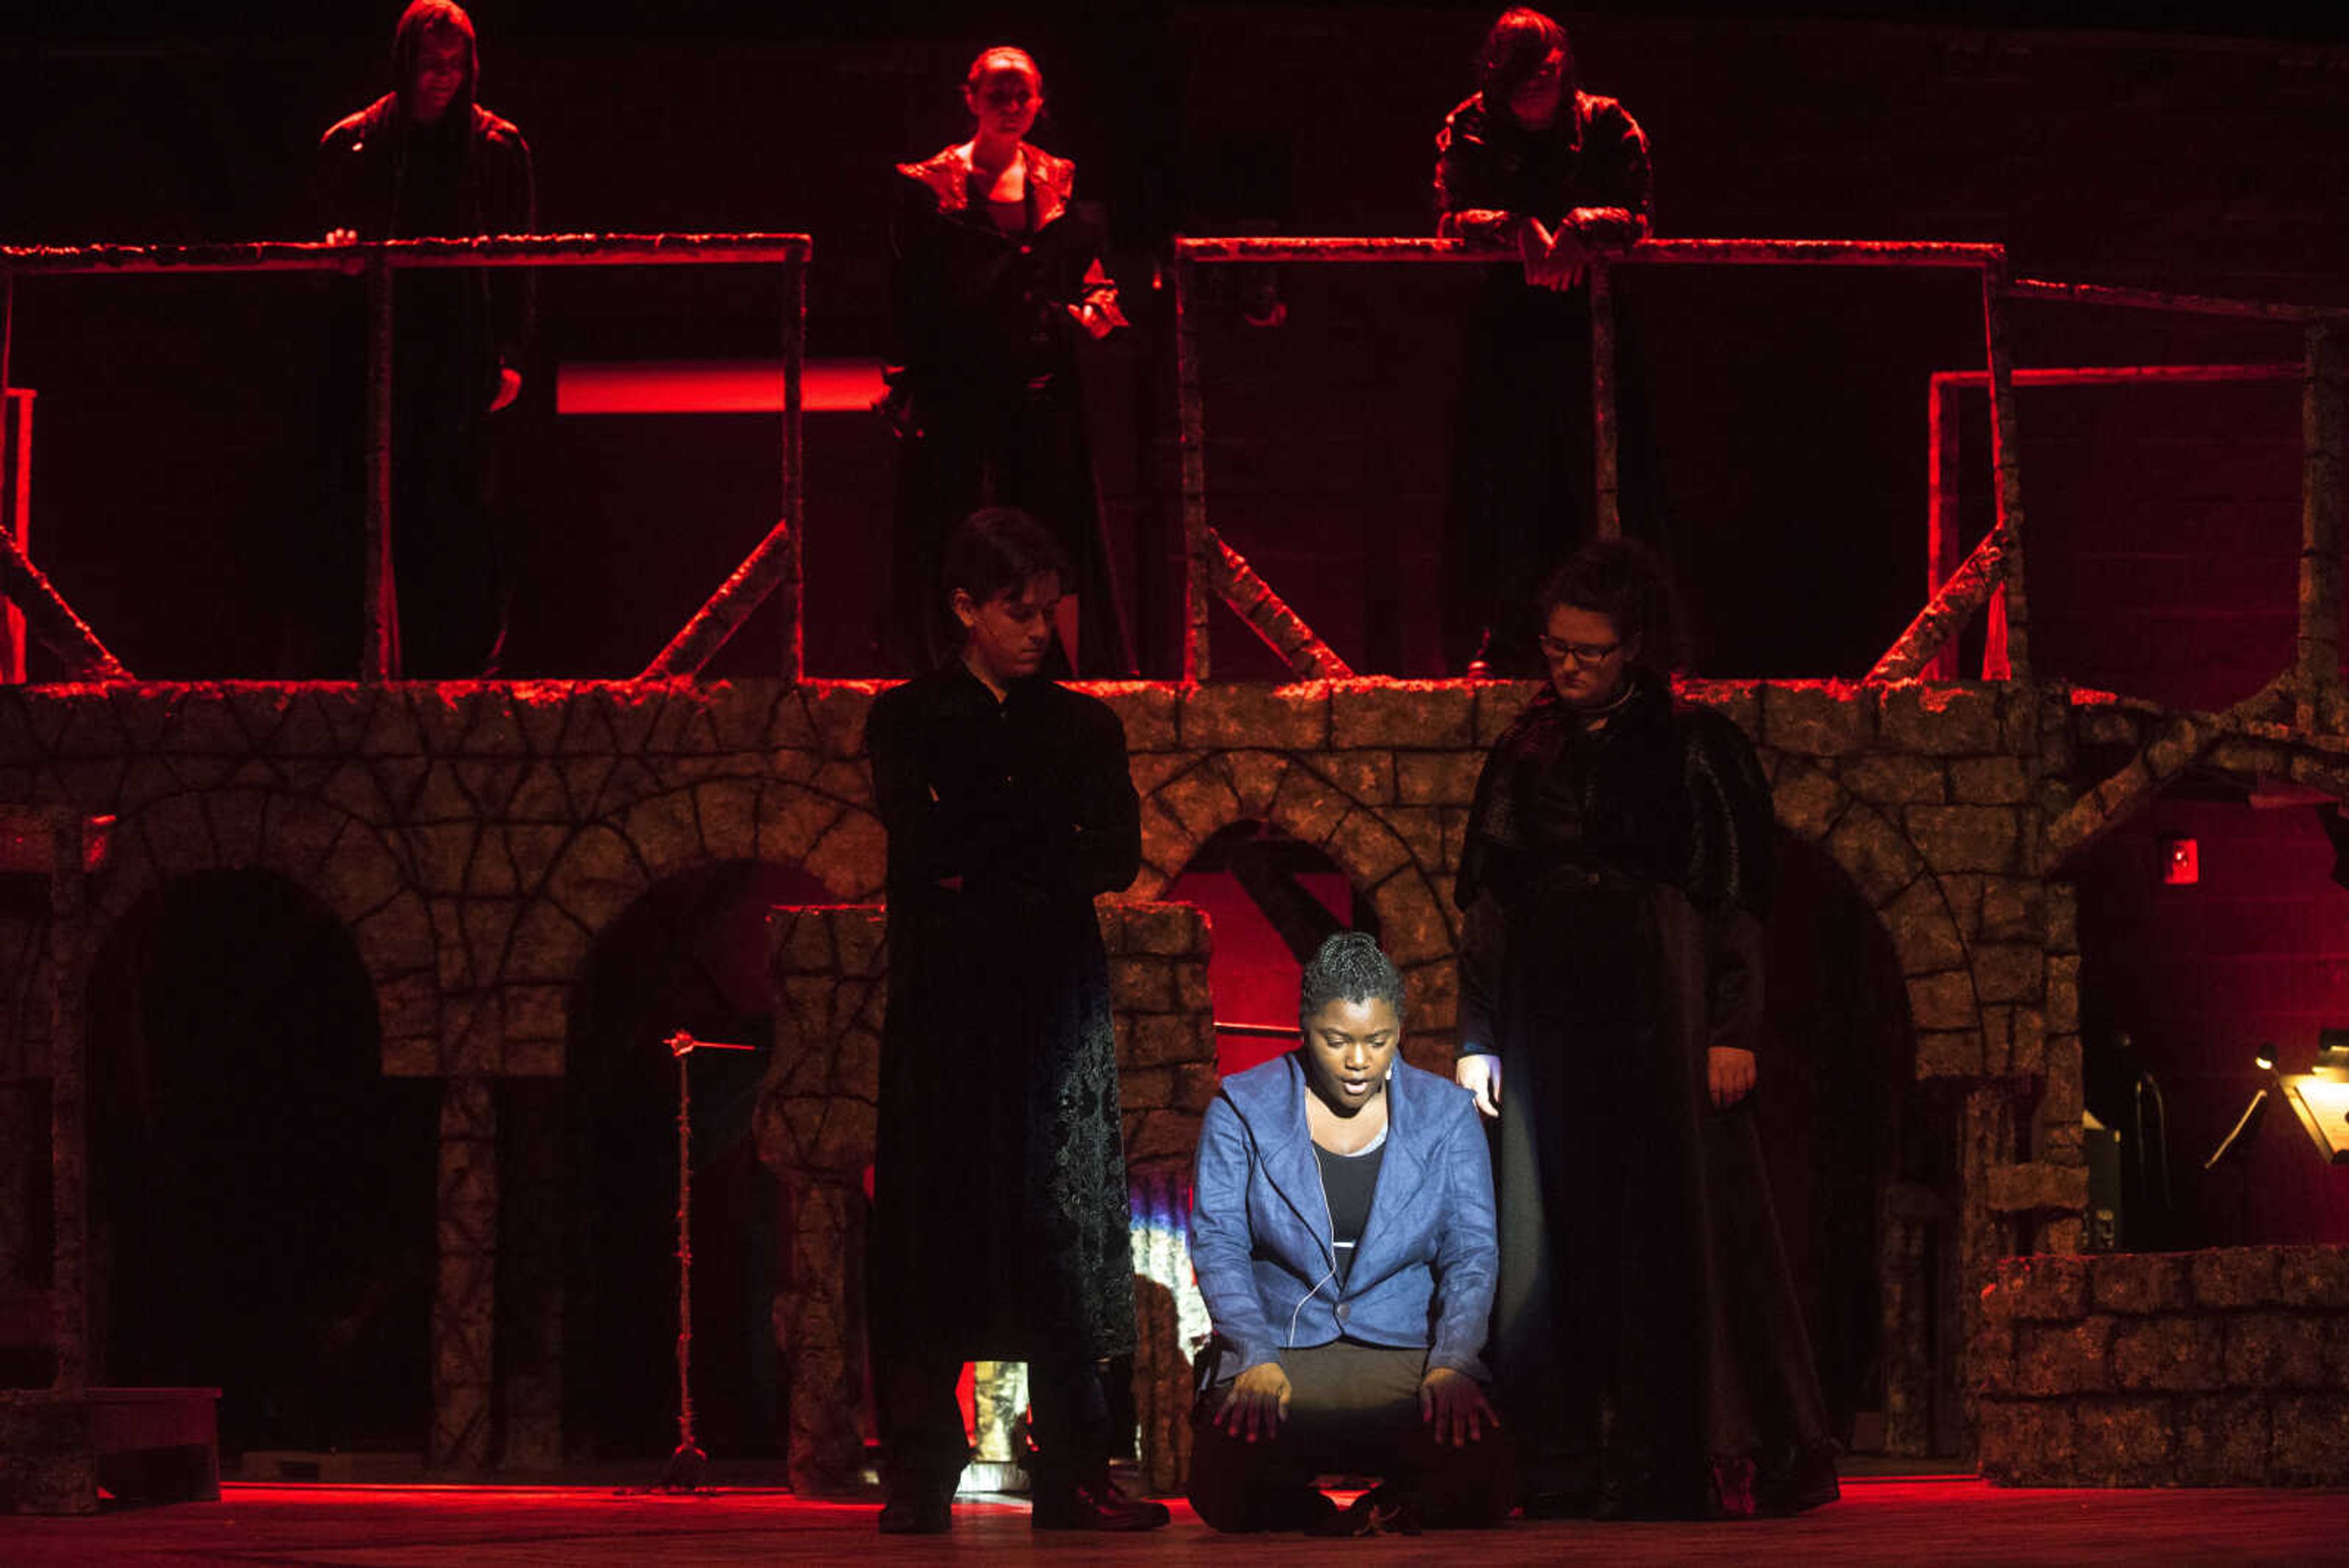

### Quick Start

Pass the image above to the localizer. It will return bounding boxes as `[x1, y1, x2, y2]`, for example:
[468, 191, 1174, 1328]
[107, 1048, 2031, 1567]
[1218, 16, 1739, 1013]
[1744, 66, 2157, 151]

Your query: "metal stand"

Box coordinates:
[655, 1030, 756, 1492]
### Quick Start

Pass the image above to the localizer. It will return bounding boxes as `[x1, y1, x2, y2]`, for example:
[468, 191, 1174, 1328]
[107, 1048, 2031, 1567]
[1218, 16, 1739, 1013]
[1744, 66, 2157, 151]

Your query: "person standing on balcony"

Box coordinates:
[316, 0, 533, 677]
[1434, 8, 1653, 678]
[861, 508, 1165, 1535]
[1453, 540, 1839, 1518]
[881, 46, 1133, 678]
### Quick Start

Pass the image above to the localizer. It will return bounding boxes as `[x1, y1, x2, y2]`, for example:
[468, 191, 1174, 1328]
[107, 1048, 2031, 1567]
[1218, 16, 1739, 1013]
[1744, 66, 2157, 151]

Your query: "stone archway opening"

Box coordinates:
[1165, 820, 1378, 1076]
[1761, 831, 1956, 1458]
[546, 858, 831, 1466]
[86, 868, 429, 1463]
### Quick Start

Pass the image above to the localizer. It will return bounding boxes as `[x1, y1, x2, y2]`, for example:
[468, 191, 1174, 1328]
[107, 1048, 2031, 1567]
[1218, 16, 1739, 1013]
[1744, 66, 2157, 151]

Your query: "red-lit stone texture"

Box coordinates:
[1976, 1247, 2349, 1485]
[0, 672, 2189, 1487]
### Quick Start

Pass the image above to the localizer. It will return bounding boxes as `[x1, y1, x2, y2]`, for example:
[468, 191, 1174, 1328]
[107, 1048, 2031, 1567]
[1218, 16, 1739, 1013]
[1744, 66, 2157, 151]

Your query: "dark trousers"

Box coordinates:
[1187, 1340, 1512, 1531]
[876, 1348, 1116, 1500]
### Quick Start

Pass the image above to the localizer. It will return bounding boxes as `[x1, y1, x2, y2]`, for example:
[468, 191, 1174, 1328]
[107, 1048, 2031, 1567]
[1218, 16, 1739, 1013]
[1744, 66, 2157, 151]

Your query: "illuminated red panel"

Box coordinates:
[1163, 868, 1352, 1077]
[555, 359, 885, 415]
[2161, 834, 2200, 886]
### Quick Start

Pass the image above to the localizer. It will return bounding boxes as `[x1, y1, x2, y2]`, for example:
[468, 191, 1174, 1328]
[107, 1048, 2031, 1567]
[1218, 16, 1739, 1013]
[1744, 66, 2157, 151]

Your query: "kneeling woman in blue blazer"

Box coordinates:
[1189, 932, 1511, 1533]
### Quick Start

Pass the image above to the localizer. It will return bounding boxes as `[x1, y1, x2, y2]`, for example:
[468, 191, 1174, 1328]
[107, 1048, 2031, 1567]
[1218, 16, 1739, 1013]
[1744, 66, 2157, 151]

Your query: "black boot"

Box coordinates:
[1030, 1472, 1171, 1532]
[877, 1487, 952, 1534]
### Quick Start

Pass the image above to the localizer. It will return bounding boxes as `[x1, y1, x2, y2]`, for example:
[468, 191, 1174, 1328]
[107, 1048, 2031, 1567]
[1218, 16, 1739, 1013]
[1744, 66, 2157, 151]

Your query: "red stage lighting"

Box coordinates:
[2159, 834, 2199, 885]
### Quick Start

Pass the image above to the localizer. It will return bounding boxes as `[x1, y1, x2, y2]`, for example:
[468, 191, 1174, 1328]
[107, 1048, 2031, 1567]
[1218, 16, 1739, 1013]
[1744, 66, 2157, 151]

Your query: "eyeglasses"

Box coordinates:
[1537, 636, 1623, 665]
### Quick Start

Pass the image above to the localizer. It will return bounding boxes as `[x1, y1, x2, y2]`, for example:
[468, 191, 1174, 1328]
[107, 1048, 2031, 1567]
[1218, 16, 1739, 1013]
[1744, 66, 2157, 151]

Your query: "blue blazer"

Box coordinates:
[1190, 1052, 1497, 1383]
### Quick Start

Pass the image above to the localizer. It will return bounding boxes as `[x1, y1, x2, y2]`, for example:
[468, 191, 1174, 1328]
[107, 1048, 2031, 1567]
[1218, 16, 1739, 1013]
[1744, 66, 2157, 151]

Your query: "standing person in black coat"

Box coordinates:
[861, 508, 1165, 1536]
[1454, 540, 1839, 1518]
[882, 46, 1132, 677]
[1433, 8, 1653, 677]
[316, 0, 533, 677]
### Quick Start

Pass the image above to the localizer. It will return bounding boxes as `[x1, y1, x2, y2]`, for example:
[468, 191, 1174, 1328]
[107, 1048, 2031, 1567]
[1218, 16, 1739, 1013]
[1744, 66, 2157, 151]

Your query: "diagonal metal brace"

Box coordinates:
[0, 524, 130, 681]
[1868, 522, 2009, 683]
[638, 516, 796, 681]
[2040, 674, 2293, 871]
[1207, 527, 1353, 680]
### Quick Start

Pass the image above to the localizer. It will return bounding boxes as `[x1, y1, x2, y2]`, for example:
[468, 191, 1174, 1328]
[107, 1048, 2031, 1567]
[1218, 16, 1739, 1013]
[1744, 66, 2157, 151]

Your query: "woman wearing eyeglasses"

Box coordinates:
[1453, 539, 1838, 1519]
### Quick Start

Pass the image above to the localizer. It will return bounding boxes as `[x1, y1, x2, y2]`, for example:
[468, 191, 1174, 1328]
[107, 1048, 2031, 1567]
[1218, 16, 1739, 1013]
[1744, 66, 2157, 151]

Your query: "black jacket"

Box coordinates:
[1433, 89, 1653, 247]
[317, 94, 535, 379]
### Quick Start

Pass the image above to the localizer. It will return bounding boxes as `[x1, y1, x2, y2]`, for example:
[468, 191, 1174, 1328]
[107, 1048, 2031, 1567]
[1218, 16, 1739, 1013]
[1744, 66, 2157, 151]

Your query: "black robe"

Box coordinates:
[1455, 672, 1838, 1517]
[1431, 89, 1658, 675]
[883, 144, 1132, 676]
[864, 663, 1142, 1362]
[313, 92, 534, 677]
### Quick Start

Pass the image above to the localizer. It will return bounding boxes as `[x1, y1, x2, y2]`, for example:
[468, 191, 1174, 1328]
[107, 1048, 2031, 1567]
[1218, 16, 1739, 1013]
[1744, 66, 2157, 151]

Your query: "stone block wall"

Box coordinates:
[0, 674, 2107, 1471]
[757, 899, 1215, 1494]
[1975, 1248, 2349, 1484]
[0, 1391, 96, 1514]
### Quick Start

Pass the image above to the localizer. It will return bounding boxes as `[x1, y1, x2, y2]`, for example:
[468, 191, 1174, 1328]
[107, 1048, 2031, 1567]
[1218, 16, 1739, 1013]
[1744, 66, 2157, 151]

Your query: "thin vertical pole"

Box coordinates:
[2297, 323, 2344, 731]
[363, 253, 397, 680]
[781, 256, 806, 683]
[2, 392, 29, 684]
[658, 1031, 708, 1489]
[48, 814, 89, 1396]
[1589, 256, 1620, 540]
[1174, 250, 1211, 682]
[1926, 377, 1962, 680]
[1, 275, 21, 683]
[1980, 262, 2030, 682]
[675, 1049, 697, 1457]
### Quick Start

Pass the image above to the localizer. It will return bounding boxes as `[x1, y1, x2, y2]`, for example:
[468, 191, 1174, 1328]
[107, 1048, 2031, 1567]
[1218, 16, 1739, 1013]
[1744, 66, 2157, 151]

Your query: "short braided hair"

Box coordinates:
[1297, 931, 1406, 1033]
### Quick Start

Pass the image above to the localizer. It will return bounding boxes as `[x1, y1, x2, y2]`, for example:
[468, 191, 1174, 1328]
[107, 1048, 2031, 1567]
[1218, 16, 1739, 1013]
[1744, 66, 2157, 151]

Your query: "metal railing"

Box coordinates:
[0, 233, 812, 682]
[1171, 234, 2348, 696]
[1921, 362, 2303, 681]
[2, 230, 2340, 715]
[0, 388, 32, 683]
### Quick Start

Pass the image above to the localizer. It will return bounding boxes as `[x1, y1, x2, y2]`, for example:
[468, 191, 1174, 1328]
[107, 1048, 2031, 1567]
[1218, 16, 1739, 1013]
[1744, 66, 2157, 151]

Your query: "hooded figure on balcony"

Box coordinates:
[316, 0, 533, 677]
[1433, 8, 1657, 678]
[881, 45, 1133, 678]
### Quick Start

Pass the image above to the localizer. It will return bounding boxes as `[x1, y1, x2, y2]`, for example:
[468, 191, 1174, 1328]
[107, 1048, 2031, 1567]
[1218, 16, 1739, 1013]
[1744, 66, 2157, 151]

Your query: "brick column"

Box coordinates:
[430, 1076, 497, 1471]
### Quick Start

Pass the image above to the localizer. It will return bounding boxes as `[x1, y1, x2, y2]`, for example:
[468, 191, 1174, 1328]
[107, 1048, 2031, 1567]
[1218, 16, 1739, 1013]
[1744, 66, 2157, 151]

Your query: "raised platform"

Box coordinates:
[1, 1386, 219, 1515]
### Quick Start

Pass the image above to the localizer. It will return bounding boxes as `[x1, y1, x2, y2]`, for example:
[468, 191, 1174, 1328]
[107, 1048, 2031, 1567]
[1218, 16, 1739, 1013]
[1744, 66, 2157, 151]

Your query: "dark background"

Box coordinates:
[4, 2, 2345, 686]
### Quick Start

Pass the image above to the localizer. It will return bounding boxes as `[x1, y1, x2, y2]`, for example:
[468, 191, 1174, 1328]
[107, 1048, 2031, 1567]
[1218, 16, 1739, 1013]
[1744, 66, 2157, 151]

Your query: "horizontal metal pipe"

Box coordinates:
[1169, 240, 2342, 326]
[1931, 363, 2299, 388]
[0, 232, 812, 277]
[1174, 236, 2007, 267]
[2007, 276, 2349, 323]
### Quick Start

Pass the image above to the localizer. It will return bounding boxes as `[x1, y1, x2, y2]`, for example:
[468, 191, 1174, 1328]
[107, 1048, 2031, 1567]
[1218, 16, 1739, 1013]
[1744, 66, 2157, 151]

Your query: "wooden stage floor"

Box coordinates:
[8, 1476, 2348, 1565]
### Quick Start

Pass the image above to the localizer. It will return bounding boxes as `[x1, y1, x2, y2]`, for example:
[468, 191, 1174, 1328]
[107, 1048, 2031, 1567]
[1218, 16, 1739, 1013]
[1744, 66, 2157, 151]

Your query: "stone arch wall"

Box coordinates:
[86, 788, 417, 1058]
[0, 675, 2088, 1470]
[1130, 747, 1458, 1064]
[507, 774, 886, 1076]
[1770, 758, 1995, 1072]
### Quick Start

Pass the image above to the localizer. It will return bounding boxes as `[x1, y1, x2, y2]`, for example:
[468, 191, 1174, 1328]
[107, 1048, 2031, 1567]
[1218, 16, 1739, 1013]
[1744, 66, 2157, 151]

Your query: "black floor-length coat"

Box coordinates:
[883, 145, 1132, 675]
[1431, 88, 1658, 675]
[1456, 671, 1838, 1516]
[864, 663, 1142, 1362]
